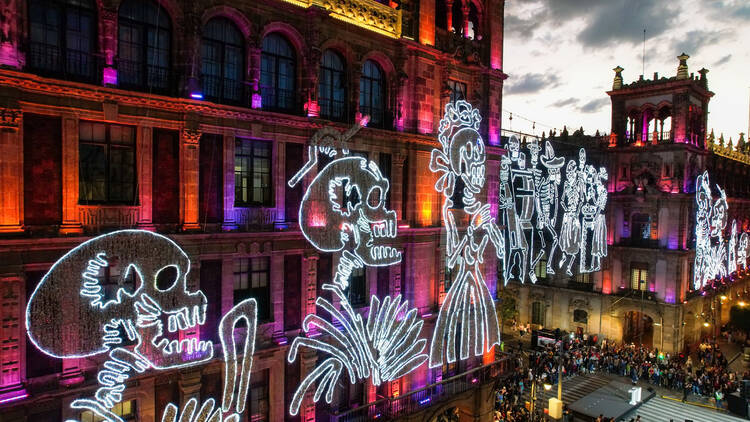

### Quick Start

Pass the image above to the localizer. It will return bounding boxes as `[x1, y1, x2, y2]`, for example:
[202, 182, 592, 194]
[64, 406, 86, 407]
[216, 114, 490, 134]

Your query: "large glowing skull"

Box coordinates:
[299, 156, 401, 266]
[448, 127, 486, 209]
[26, 230, 212, 369]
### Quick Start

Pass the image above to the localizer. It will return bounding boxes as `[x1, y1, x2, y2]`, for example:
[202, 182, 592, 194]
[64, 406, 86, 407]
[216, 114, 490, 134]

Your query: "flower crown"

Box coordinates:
[437, 100, 482, 151]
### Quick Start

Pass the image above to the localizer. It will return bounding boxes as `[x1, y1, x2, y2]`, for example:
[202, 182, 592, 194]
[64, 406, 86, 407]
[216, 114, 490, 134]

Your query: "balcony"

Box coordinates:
[612, 287, 657, 301]
[328, 356, 515, 421]
[566, 280, 595, 292]
[617, 237, 660, 249]
[280, 0, 402, 39]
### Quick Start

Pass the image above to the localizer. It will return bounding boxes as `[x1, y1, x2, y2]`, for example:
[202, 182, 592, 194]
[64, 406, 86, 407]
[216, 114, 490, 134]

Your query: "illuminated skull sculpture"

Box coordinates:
[26, 230, 213, 369]
[448, 127, 486, 210]
[299, 156, 401, 267]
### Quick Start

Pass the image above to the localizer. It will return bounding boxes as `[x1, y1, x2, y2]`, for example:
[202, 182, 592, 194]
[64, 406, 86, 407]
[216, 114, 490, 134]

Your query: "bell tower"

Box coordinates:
[608, 53, 713, 148]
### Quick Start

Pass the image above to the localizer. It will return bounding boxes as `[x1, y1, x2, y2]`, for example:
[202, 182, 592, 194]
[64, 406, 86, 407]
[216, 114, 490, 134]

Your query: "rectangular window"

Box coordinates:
[448, 80, 467, 104]
[531, 302, 545, 326]
[82, 400, 136, 421]
[234, 139, 272, 207]
[249, 369, 269, 422]
[575, 272, 591, 283]
[534, 259, 547, 280]
[348, 266, 367, 307]
[234, 257, 270, 321]
[630, 264, 648, 290]
[79, 122, 136, 204]
[284, 254, 302, 331]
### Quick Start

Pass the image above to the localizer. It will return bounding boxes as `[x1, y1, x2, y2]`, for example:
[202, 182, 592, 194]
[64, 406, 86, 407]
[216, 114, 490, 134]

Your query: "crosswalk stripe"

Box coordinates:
[517, 375, 745, 421]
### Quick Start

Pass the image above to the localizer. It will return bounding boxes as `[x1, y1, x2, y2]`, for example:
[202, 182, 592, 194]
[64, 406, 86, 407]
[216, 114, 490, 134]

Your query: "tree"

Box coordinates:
[496, 288, 519, 336]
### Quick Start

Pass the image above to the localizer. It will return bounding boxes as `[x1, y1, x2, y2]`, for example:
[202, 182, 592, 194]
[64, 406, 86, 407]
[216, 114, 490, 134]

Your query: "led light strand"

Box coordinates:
[693, 171, 748, 289]
[428, 101, 503, 368]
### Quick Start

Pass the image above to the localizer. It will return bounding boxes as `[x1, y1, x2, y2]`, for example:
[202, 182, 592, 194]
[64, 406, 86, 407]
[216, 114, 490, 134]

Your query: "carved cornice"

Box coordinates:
[0, 108, 21, 131]
[279, 0, 402, 39]
[182, 129, 202, 145]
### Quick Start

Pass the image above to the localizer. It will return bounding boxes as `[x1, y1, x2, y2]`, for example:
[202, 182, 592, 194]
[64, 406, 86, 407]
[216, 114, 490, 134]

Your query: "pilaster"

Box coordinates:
[60, 116, 82, 234]
[137, 126, 154, 229]
[274, 141, 286, 223]
[391, 153, 405, 224]
[100, 9, 118, 85]
[0, 109, 23, 233]
[180, 128, 201, 231]
[222, 132, 237, 231]
[178, 368, 202, 408]
[248, 43, 262, 108]
[0, 275, 25, 402]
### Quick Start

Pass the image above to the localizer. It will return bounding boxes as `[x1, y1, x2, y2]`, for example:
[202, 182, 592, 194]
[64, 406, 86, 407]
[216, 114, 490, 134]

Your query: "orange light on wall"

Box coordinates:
[419, 201, 432, 226]
[482, 346, 495, 365]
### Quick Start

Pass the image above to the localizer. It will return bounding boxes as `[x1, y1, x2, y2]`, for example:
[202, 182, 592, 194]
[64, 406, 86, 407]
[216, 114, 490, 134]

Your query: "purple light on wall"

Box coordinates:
[252, 93, 262, 109]
[102, 67, 117, 86]
[190, 92, 204, 100]
[0, 391, 28, 404]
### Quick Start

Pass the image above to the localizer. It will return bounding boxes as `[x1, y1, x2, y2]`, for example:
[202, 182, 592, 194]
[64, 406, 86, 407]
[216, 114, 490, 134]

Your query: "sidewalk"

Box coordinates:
[717, 338, 747, 374]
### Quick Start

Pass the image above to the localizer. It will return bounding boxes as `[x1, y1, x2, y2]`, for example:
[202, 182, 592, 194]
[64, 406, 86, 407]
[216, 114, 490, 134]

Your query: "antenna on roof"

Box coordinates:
[642, 29, 646, 77]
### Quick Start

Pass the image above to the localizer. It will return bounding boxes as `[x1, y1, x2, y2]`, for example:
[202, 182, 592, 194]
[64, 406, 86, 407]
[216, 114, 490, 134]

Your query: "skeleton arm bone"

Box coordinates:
[443, 203, 468, 269]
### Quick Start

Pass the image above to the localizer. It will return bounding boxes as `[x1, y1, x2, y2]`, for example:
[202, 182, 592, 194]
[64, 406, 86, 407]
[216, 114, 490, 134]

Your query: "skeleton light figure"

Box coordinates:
[286, 123, 427, 416]
[693, 171, 750, 290]
[428, 100, 503, 368]
[25, 230, 258, 422]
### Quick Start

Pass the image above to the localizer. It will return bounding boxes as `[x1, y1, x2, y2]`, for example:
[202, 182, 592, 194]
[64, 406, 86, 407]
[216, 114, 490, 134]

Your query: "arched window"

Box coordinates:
[359, 60, 386, 128]
[28, 0, 97, 82]
[319, 50, 347, 122]
[201, 18, 245, 105]
[118, 0, 171, 93]
[260, 33, 295, 112]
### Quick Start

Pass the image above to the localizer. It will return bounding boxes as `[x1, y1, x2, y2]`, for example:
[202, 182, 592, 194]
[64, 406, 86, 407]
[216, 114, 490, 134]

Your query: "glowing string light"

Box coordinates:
[428, 100, 503, 368]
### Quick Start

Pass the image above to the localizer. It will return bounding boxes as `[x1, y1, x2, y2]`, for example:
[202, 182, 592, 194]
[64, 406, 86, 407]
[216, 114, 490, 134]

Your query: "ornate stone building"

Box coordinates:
[512, 54, 750, 355]
[0, 0, 509, 421]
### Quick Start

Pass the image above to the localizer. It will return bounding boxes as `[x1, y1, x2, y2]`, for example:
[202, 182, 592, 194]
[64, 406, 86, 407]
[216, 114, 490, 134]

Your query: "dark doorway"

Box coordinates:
[623, 311, 653, 348]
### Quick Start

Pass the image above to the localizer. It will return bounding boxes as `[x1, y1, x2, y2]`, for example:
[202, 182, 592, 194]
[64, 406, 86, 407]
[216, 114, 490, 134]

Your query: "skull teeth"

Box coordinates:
[162, 337, 211, 355]
[369, 245, 402, 261]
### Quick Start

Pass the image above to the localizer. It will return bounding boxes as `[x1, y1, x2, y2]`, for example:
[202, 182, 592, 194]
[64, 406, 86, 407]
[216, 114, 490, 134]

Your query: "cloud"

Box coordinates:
[577, 1, 680, 48]
[714, 54, 732, 66]
[551, 97, 579, 107]
[505, 73, 560, 95]
[672, 30, 732, 56]
[505, 0, 680, 48]
[579, 98, 609, 114]
[707, 1, 750, 21]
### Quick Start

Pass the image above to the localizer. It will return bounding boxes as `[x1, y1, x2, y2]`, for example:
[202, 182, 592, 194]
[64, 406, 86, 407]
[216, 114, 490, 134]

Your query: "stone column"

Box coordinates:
[391, 153, 405, 224]
[0, 0, 22, 68]
[100, 9, 118, 85]
[351, 61, 363, 121]
[462, 1, 470, 37]
[222, 131, 237, 230]
[446, 0, 454, 31]
[0, 109, 22, 233]
[303, 254, 318, 318]
[300, 349, 318, 421]
[271, 253, 284, 339]
[178, 368, 202, 408]
[180, 129, 201, 231]
[137, 126, 154, 229]
[390, 256, 402, 297]
[274, 141, 285, 223]
[0, 275, 25, 402]
[60, 116, 82, 234]
[248, 42, 262, 108]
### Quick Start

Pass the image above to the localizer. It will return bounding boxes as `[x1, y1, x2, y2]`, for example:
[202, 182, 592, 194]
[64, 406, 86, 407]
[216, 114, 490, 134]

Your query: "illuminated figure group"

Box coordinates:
[428, 101, 504, 367]
[26, 230, 258, 422]
[501, 136, 608, 281]
[694, 171, 749, 290]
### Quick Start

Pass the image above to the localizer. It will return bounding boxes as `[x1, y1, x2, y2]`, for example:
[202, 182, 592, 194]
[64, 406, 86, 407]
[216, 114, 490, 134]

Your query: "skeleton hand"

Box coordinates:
[471, 204, 493, 230]
[161, 397, 240, 422]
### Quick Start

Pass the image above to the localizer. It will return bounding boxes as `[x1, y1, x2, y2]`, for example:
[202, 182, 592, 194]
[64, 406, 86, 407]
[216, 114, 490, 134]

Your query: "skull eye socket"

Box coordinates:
[367, 186, 383, 208]
[155, 265, 179, 292]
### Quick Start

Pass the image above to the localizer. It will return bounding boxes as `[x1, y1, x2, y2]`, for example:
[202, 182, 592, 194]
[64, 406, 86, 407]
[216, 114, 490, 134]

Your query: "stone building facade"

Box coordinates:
[512, 54, 750, 355]
[0, 0, 509, 421]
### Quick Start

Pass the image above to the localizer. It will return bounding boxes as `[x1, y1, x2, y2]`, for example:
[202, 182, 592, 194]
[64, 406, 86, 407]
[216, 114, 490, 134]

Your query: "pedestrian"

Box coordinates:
[715, 388, 724, 409]
[682, 381, 690, 402]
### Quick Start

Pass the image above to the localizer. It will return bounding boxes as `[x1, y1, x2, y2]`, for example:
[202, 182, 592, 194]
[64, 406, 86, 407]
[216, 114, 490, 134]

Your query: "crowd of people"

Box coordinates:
[523, 335, 746, 410]
[493, 328, 749, 421]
